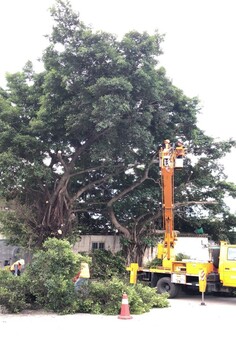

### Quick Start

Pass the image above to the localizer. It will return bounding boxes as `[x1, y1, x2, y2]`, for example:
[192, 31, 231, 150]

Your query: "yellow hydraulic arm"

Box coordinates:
[159, 140, 185, 260]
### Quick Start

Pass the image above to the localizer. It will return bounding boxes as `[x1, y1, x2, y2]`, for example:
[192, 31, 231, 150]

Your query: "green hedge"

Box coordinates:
[0, 269, 28, 313]
[0, 238, 169, 314]
[76, 278, 169, 315]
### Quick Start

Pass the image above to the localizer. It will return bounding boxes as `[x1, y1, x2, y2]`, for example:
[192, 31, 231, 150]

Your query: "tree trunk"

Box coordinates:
[122, 236, 146, 266]
[40, 174, 74, 236]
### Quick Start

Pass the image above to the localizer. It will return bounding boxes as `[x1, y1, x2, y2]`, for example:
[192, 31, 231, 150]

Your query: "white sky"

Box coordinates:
[1, 0, 236, 208]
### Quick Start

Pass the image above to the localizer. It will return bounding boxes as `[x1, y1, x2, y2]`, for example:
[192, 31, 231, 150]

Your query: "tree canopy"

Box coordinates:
[0, 0, 236, 263]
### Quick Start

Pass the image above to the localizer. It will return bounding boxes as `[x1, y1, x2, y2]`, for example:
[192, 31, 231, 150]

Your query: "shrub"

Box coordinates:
[23, 238, 90, 314]
[144, 257, 162, 268]
[0, 239, 169, 315]
[76, 277, 124, 314]
[90, 249, 126, 280]
[0, 269, 28, 313]
[43, 275, 78, 314]
[175, 253, 190, 261]
[127, 282, 169, 313]
[76, 277, 169, 315]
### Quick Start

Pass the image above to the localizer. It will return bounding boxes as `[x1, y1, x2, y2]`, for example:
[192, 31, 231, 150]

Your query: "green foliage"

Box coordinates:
[128, 282, 169, 313]
[0, 269, 28, 313]
[90, 249, 126, 280]
[42, 275, 78, 314]
[23, 238, 89, 314]
[0, 0, 236, 265]
[76, 277, 169, 315]
[175, 253, 190, 261]
[0, 238, 168, 315]
[144, 257, 162, 268]
[0, 209, 35, 248]
[77, 278, 124, 314]
[144, 253, 191, 266]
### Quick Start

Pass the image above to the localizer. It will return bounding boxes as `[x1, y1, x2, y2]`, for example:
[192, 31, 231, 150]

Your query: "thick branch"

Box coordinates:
[107, 205, 130, 237]
[71, 174, 112, 203]
[107, 155, 157, 234]
[68, 127, 111, 170]
[70, 163, 125, 178]
[108, 156, 156, 206]
[137, 211, 162, 236]
[174, 200, 218, 208]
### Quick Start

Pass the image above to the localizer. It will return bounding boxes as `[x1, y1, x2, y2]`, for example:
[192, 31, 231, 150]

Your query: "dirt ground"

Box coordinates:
[0, 294, 235, 349]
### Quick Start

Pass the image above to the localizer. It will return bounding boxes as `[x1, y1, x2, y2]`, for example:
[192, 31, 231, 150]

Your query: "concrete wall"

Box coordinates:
[0, 233, 211, 269]
[73, 235, 121, 253]
[0, 240, 20, 267]
[73, 235, 159, 263]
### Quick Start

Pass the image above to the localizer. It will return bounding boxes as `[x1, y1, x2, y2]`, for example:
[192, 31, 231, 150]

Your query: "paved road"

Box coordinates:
[0, 293, 235, 349]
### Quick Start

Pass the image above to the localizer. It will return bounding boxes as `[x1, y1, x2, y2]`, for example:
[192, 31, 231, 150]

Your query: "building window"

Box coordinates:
[92, 242, 105, 251]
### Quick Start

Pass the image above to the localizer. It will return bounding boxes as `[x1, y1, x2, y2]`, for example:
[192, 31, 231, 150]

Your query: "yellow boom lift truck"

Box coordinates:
[127, 140, 236, 298]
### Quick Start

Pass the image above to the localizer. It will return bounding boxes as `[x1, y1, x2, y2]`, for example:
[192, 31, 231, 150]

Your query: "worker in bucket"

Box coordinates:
[194, 225, 204, 234]
[73, 262, 90, 291]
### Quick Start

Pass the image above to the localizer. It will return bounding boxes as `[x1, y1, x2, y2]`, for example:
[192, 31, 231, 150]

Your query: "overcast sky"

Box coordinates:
[1, 0, 236, 207]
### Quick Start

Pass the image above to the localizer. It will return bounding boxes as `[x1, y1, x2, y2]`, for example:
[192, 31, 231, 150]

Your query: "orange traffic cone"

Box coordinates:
[118, 293, 132, 319]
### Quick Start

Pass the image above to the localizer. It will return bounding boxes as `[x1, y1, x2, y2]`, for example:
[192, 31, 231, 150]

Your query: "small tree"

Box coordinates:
[24, 237, 90, 314]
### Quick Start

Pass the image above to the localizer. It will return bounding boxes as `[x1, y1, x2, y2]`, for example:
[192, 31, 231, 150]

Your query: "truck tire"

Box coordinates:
[156, 277, 180, 298]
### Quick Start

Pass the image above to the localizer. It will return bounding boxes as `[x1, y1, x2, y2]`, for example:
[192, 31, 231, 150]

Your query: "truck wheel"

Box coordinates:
[156, 277, 180, 298]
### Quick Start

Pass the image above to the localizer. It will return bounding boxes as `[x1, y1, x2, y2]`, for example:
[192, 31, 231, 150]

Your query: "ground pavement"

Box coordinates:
[0, 294, 235, 349]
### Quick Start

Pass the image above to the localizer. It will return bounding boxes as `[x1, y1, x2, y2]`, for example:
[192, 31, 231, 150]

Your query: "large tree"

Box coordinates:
[0, 0, 236, 263]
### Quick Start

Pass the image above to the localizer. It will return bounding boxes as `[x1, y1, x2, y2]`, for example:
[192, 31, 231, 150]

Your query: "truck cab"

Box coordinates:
[218, 241, 236, 288]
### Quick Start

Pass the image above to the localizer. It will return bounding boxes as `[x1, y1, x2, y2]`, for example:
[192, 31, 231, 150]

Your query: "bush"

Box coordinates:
[128, 282, 169, 313]
[76, 277, 125, 314]
[144, 257, 162, 268]
[22, 238, 90, 314]
[76, 277, 169, 315]
[90, 249, 127, 280]
[43, 275, 78, 314]
[0, 269, 28, 313]
[175, 253, 190, 261]
[0, 240, 169, 315]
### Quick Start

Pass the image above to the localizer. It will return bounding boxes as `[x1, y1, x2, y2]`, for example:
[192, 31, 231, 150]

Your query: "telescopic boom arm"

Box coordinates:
[159, 139, 185, 260]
